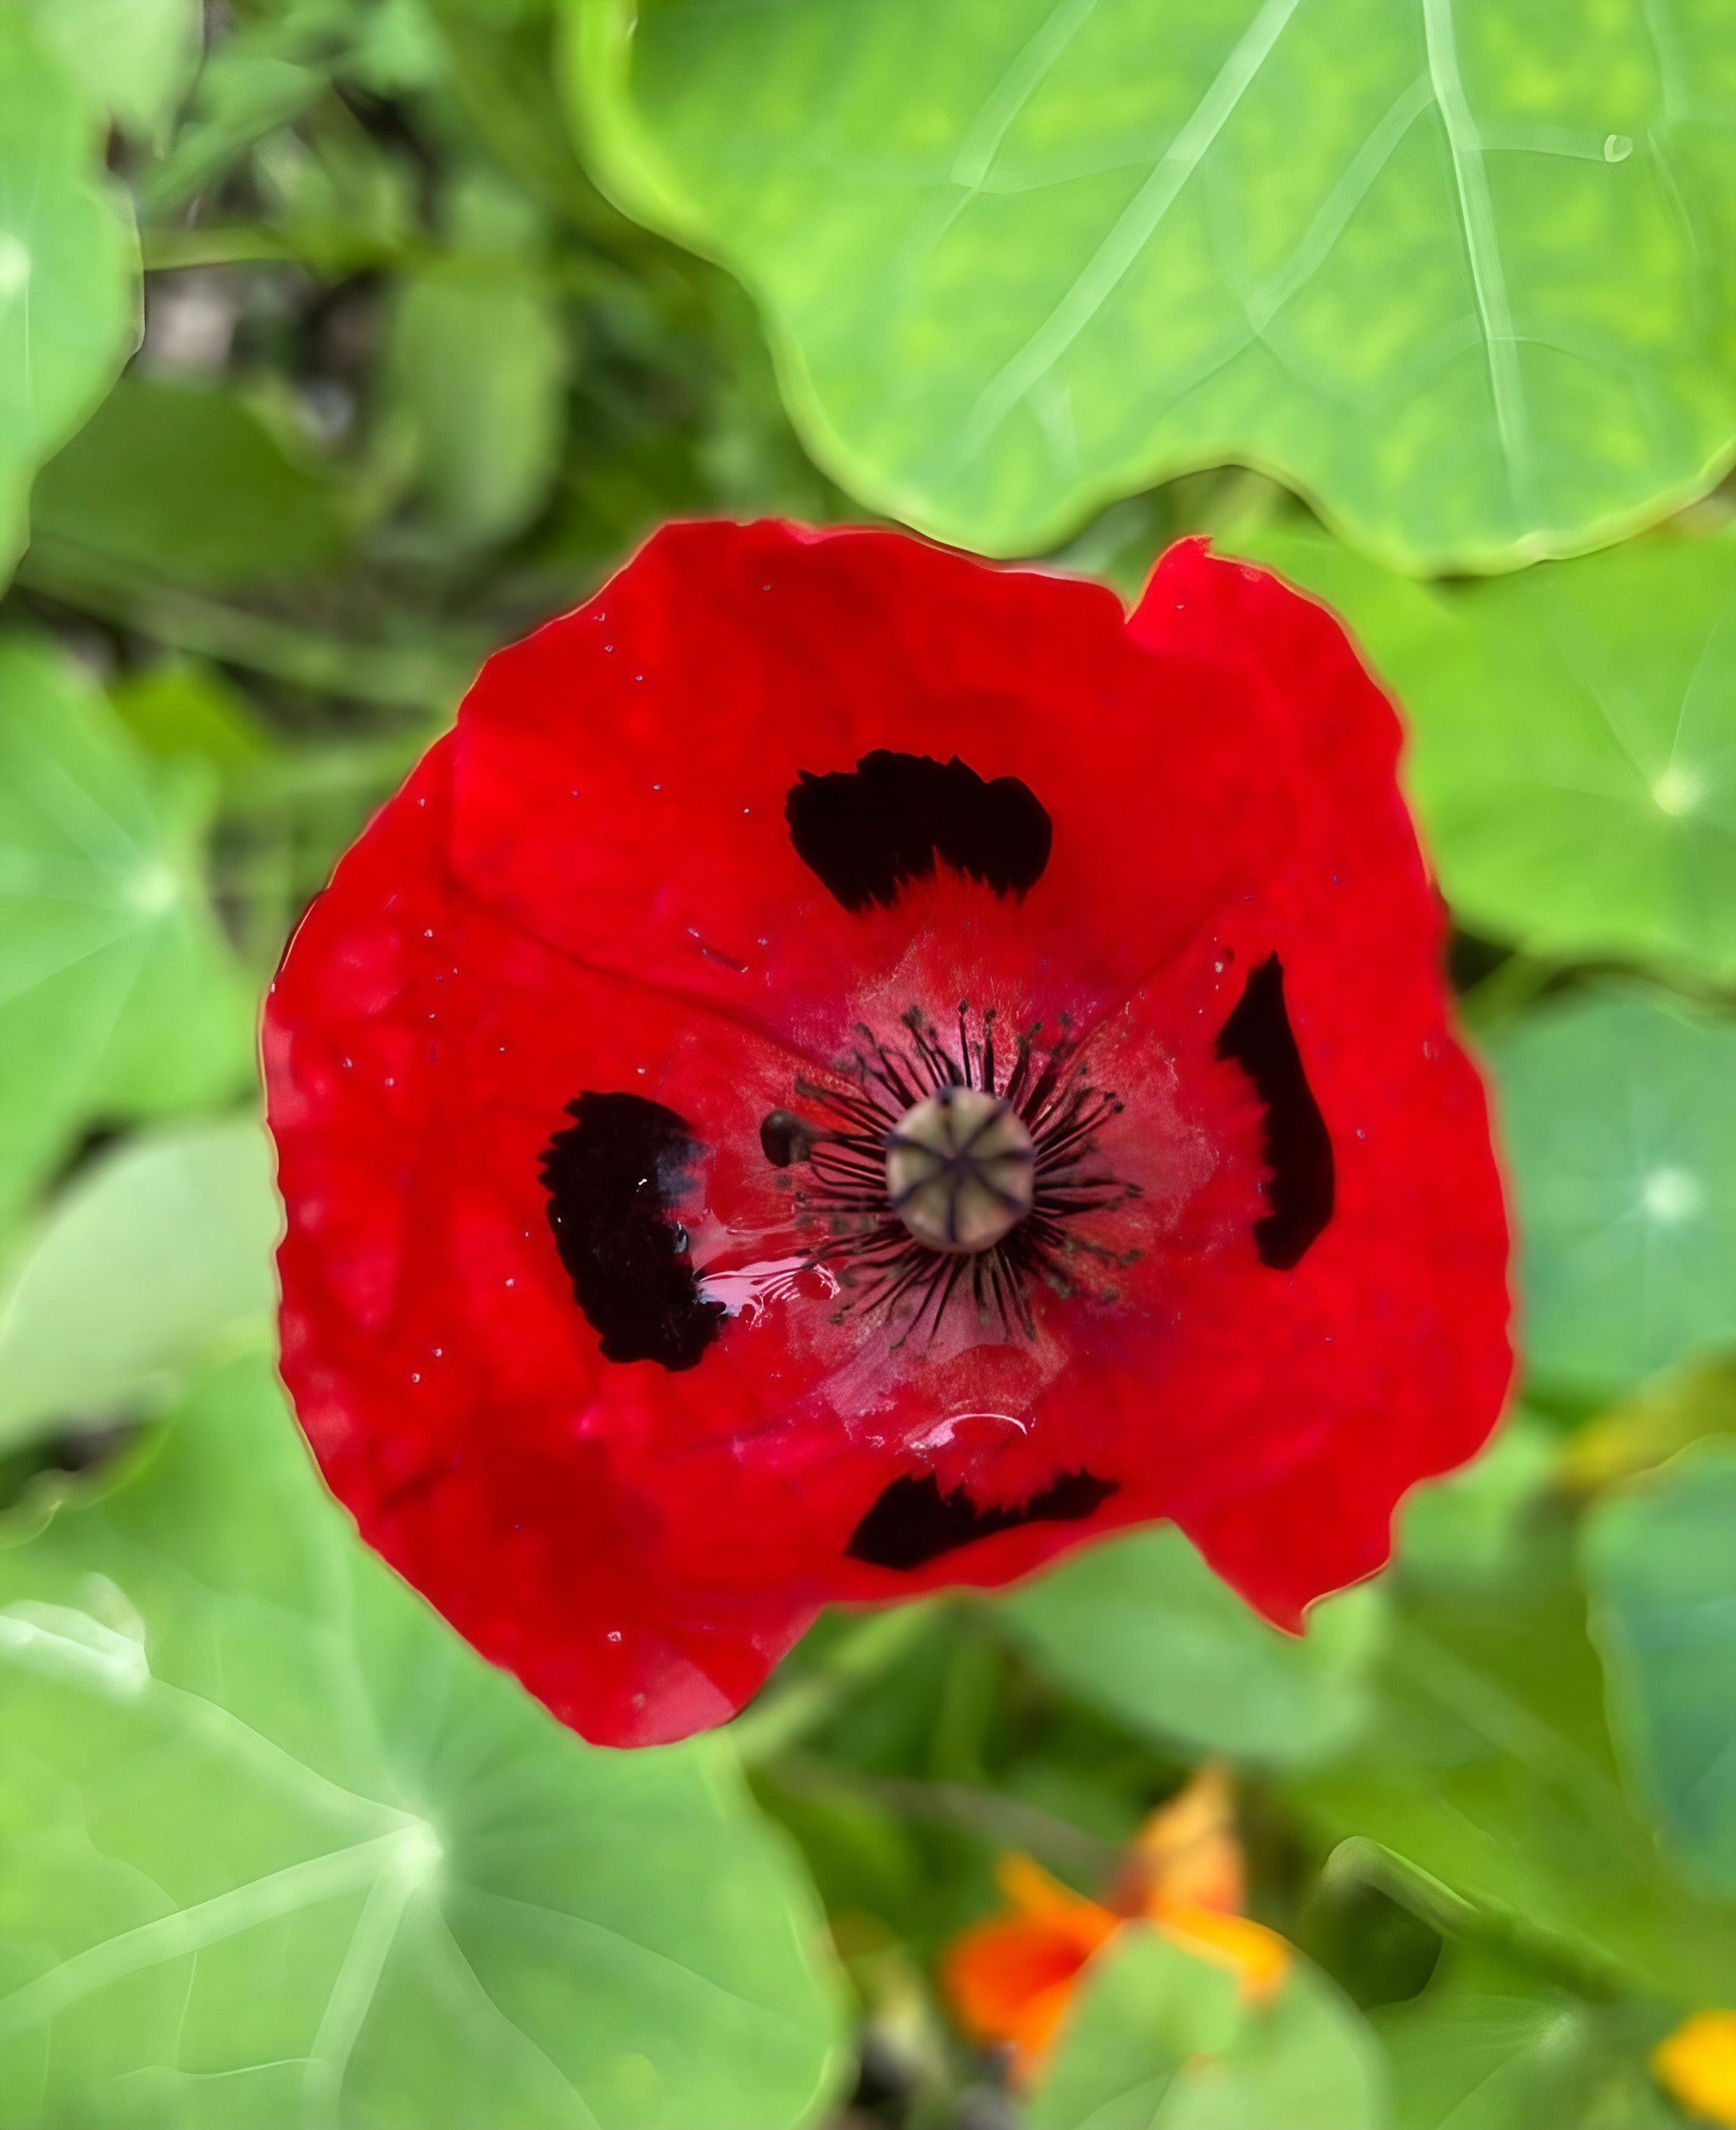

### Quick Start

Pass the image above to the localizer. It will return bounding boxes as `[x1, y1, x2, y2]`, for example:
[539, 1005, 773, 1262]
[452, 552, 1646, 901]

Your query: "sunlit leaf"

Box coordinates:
[0, 1120, 277, 1454]
[0, 1358, 847, 2127]
[0, 636, 255, 1237]
[0, 11, 138, 586]
[1584, 1443, 1736, 1898]
[572, 0, 1736, 571]
[1227, 520, 1736, 982]
[1001, 1527, 1382, 1769]
[1027, 1928, 1384, 2130]
[1490, 990, 1736, 1398]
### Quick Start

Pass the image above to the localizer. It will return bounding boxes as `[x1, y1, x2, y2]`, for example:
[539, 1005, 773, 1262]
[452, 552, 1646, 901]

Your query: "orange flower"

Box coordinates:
[942, 1765, 1289, 2073]
[1656, 2010, 1736, 2126]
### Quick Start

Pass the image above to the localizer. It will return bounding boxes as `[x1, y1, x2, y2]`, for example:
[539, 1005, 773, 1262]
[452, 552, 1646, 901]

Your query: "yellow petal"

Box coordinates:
[1121, 1763, 1245, 1917]
[1155, 1902, 1291, 2006]
[996, 1852, 1117, 1936]
[1655, 2010, 1736, 2127]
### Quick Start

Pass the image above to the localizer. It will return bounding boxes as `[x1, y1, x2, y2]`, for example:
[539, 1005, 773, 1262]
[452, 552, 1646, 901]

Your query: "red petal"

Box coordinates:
[268, 742, 816, 1743]
[1122, 540, 1512, 1619]
[446, 520, 1274, 1043]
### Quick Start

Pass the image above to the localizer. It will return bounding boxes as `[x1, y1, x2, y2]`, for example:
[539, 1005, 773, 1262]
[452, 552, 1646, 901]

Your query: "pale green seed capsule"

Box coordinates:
[884, 1087, 1035, 1254]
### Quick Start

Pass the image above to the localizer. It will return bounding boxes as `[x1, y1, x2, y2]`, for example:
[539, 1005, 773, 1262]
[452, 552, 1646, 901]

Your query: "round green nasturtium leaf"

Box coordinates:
[1490, 991, 1736, 1398]
[0, 1360, 847, 2128]
[1584, 1444, 1736, 1899]
[1380, 1981, 1676, 2130]
[0, 1120, 279, 1455]
[571, 0, 1736, 572]
[0, 10, 139, 586]
[1228, 520, 1736, 984]
[1027, 1927, 1384, 2130]
[0, 636, 256, 1240]
[1000, 1526, 1383, 1768]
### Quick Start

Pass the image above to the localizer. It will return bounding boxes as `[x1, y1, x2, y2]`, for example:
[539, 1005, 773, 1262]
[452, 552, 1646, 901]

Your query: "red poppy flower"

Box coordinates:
[264, 521, 1511, 1749]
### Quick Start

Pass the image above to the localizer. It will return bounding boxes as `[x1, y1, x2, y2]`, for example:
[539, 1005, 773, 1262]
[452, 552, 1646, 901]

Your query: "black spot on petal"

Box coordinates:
[844, 1468, 1116, 1571]
[540, 1093, 724, 1371]
[786, 750, 1051, 913]
[1216, 954, 1334, 1271]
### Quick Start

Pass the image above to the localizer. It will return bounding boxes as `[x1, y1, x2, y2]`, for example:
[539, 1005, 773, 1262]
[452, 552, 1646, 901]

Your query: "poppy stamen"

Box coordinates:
[760, 1004, 1136, 1342]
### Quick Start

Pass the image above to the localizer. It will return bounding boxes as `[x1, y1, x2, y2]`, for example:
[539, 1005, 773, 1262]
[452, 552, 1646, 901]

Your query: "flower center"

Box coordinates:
[756, 1004, 1139, 1343]
[885, 1087, 1035, 1254]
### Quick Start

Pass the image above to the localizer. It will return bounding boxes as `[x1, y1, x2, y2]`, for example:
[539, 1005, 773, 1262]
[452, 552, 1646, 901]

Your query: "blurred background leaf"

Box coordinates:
[24, 0, 205, 151]
[0, 1118, 277, 1459]
[1392, 1417, 1556, 1592]
[1585, 1443, 1736, 1898]
[0, 636, 253, 1244]
[1000, 1528, 1383, 1770]
[1379, 1973, 1676, 2130]
[381, 174, 571, 548]
[30, 377, 354, 592]
[1288, 1508, 1736, 2004]
[0, 11, 140, 586]
[1027, 1929, 1385, 2130]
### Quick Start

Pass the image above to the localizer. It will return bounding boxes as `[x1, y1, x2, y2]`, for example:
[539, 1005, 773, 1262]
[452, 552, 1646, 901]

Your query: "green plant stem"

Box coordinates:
[141, 225, 304, 271]
[17, 553, 474, 715]
[729, 1601, 946, 1765]
[1322, 1834, 1631, 2006]
[772, 1754, 1122, 1882]
[227, 737, 426, 809]
[926, 1626, 1002, 1785]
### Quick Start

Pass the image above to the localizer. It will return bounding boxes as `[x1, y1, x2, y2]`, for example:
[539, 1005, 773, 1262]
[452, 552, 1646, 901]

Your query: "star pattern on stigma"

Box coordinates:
[264, 518, 1513, 1749]
[760, 1007, 1138, 1345]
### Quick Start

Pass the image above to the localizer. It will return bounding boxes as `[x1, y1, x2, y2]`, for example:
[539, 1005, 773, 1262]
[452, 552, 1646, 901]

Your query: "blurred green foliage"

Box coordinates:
[1, 3, 1735, 2126]
[1002, 1527, 1383, 1770]
[0, 9, 139, 579]
[1026, 1927, 1384, 2130]
[1223, 520, 1736, 986]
